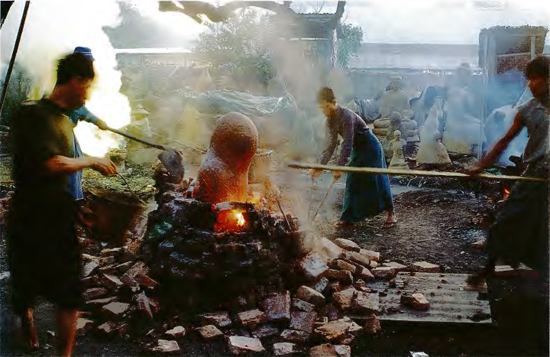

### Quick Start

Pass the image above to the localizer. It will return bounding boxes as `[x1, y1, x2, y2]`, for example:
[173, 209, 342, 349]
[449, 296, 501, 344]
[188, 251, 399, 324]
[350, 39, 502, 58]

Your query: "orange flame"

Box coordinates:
[504, 188, 511, 195]
[233, 210, 245, 227]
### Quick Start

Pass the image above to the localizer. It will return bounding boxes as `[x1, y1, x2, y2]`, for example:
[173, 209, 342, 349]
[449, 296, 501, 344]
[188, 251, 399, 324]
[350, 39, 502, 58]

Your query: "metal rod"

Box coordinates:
[105, 126, 168, 151]
[287, 161, 548, 183]
[0, 1, 31, 117]
[311, 179, 336, 222]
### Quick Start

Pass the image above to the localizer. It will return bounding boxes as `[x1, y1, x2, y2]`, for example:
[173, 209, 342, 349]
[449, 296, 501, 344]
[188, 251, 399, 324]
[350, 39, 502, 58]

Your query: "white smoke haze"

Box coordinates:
[1, 0, 131, 157]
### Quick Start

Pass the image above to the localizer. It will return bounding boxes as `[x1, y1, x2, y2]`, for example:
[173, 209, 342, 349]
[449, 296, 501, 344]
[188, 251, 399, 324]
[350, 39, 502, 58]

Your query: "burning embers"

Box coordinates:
[215, 203, 248, 233]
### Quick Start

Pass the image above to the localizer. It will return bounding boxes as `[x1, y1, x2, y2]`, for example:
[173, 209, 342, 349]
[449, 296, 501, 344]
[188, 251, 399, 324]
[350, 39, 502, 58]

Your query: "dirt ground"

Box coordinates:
[0, 170, 548, 356]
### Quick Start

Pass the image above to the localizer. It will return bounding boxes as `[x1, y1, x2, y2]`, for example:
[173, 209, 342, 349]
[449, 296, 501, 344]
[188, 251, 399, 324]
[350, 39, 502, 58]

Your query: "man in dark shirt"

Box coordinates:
[7, 52, 117, 357]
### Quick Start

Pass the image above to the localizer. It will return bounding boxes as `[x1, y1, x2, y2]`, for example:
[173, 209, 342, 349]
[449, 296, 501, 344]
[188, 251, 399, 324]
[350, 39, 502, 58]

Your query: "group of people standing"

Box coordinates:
[3, 45, 548, 357]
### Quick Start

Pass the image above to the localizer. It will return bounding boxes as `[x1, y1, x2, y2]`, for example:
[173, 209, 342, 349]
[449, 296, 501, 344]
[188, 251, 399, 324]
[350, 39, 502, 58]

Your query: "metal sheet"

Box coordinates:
[365, 272, 492, 324]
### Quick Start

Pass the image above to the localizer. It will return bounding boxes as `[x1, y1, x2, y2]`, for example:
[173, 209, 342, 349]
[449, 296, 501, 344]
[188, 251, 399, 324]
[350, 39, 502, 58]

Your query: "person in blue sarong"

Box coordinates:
[312, 87, 396, 227]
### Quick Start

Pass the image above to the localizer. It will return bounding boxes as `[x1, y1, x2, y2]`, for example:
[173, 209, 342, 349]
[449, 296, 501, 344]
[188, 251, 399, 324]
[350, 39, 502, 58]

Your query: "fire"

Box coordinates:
[234, 210, 245, 227]
[504, 188, 511, 195]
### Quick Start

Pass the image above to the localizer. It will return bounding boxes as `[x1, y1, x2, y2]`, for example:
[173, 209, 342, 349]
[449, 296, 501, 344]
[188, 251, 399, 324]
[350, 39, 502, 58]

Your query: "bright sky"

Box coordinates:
[136, 0, 550, 46]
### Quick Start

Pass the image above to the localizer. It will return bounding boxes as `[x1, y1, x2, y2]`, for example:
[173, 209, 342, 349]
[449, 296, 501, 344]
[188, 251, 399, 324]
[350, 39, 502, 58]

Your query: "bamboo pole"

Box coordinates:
[286, 161, 548, 183]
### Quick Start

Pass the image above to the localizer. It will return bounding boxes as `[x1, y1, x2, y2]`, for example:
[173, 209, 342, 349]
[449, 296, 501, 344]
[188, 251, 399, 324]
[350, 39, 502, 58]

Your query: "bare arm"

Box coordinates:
[471, 111, 524, 173]
[44, 155, 117, 176]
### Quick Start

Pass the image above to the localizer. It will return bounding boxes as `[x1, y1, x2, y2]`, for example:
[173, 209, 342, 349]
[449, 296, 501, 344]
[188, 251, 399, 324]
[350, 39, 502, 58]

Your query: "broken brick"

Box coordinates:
[273, 342, 302, 356]
[332, 260, 357, 274]
[251, 325, 279, 339]
[101, 274, 124, 290]
[359, 249, 380, 262]
[197, 325, 224, 340]
[339, 251, 370, 268]
[134, 291, 153, 320]
[280, 329, 310, 343]
[296, 286, 325, 307]
[333, 287, 357, 311]
[120, 273, 140, 292]
[324, 281, 341, 295]
[98, 256, 116, 266]
[134, 273, 159, 290]
[100, 248, 122, 258]
[81, 275, 100, 288]
[364, 314, 382, 334]
[86, 296, 117, 307]
[83, 287, 108, 301]
[401, 293, 430, 311]
[352, 291, 380, 314]
[334, 239, 361, 252]
[97, 322, 117, 335]
[310, 344, 338, 357]
[237, 309, 266, 330]
[201, 312, 232, 328]
[125, 261, 150, 278]
[76, 318, 93, 332]
[313, 277, 329, 293]
[382, 262, 408, 272]
[227, 336, 265, 355]
[289, 311, 318, 333]
[82, 261, 98, 278]
[114, 261, 134, 274]
[299, 252, 329, 281]
[314, 318, 362, 342]
[411, 261, 440, 273]
[356, 267, 375, 281]
[165, 326, 186, 338]
[260, 291, 291, 322]
[320, 303, 341, 321]
[152, 339, 180, 353]
[324, 269, 353, 285]
[292, 298, 315, 312]
[334, 345, 351, 357]
[372, 267, 397, 279]
[102, 302, 130, 319]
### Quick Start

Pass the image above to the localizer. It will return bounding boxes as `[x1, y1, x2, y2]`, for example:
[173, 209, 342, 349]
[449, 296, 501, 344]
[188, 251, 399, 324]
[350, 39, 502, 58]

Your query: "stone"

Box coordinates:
[101, 274, 124, 290]
[81, 275, 100, 288]
[98, 264, 117, 274]
[382, 262, 407, 272]
[411, 261, 440, 273]
[296, 286, 325, 308]
[333, 287, 357, 311]
[82, 254, 98, 262]
[165, 326, 186, 338]
[251, 325, 279, 339]
[324, 282, 341, 295]
[273, 342, 301, 356]
[82, 261, 99, 278]
[227, 336, 265, 355]
[83, 287, 108, 301]
[372, 267, 397, 279]
[201, 312, 232, 328]
[119, 247, 137, 263]
[313, 277, 329, 293]
[125, 261, 150, 278]
[238, 309, 266, 330]
[292, 298, 315, 312]
[98, 256, 116, 266]
[334, 345, 351, 357]
[102, 302, 130, 318]
[339, 252, 370, 269]
[289, 311, 318, 334]
[97, 322, 117, 335]
[315, 316, 329, 328]
[76, 318, 93, 332]
[401, 293, 430, 311]
[356, 267, 375, 281]
[153, 339, 180, 353]
[352, 291, 380, 313]
[260, 291, 291, 322]
[320, 303, 341, 321]
[334, 239, 361, 252]
[299, 252, 329, 281]
[120, 274, 140, 292]
[314, 318, 362, 342]
[197, 325, 224, 339]
[134, 273, 159, 290]
[86, 296, 117, 307]
[364, 314, 382, 334]
[332, 260, 357, 274]
[339, 334, 356, 345]
[370, 261, 379, 268]
[359, 249, 380, 262]
[280, 329, 310, 343]
[309, 344, 338, 357]
[323, 269, 353, 285]
[134, 291, 153, 319]
[149, 297, 160, 314]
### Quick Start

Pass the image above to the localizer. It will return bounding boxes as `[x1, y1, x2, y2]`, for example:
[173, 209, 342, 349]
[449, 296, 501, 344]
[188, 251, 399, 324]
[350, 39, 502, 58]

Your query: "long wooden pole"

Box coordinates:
[286, 161, 548, 183]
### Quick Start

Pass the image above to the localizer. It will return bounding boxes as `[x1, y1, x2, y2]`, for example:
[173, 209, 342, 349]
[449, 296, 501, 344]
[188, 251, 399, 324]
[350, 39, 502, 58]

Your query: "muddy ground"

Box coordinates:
[0, 170, 548, 356]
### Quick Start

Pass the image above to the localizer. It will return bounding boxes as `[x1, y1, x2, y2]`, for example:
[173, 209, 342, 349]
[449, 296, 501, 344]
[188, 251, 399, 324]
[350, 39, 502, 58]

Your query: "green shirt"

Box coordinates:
[10, 98, 76, 195]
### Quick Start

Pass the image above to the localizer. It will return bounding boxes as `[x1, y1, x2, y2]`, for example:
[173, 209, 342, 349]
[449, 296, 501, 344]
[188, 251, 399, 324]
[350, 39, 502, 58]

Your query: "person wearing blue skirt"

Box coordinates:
[312, 87, 396, 227]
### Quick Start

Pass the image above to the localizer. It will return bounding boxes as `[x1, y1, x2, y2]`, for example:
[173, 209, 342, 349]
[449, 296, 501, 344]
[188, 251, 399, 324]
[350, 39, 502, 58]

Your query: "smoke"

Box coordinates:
[1, 0, 131, 157]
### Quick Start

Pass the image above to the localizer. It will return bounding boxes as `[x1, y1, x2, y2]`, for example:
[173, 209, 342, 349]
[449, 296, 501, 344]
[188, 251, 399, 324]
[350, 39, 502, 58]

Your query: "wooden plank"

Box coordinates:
[366, 273, 492, 324]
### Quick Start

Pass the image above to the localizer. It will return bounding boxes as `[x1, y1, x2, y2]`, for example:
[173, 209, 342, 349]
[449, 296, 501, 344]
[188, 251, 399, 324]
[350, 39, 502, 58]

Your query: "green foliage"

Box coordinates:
[337, 23, 363, 68]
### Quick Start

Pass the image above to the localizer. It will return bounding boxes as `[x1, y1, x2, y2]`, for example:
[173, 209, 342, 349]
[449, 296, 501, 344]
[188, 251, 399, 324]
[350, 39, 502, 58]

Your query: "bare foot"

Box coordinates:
[472, 238, 486, 249]
[20, 309, 39, 352]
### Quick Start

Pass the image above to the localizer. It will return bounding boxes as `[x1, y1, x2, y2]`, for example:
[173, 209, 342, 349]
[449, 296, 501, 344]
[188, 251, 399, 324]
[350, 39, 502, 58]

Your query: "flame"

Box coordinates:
[504, 188, 511, 195]
[233, 210, 245, 227]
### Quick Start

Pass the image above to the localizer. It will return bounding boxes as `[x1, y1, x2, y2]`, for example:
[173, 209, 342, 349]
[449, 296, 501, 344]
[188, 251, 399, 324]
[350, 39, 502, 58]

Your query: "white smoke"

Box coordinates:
[1, 0, 131, 157]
